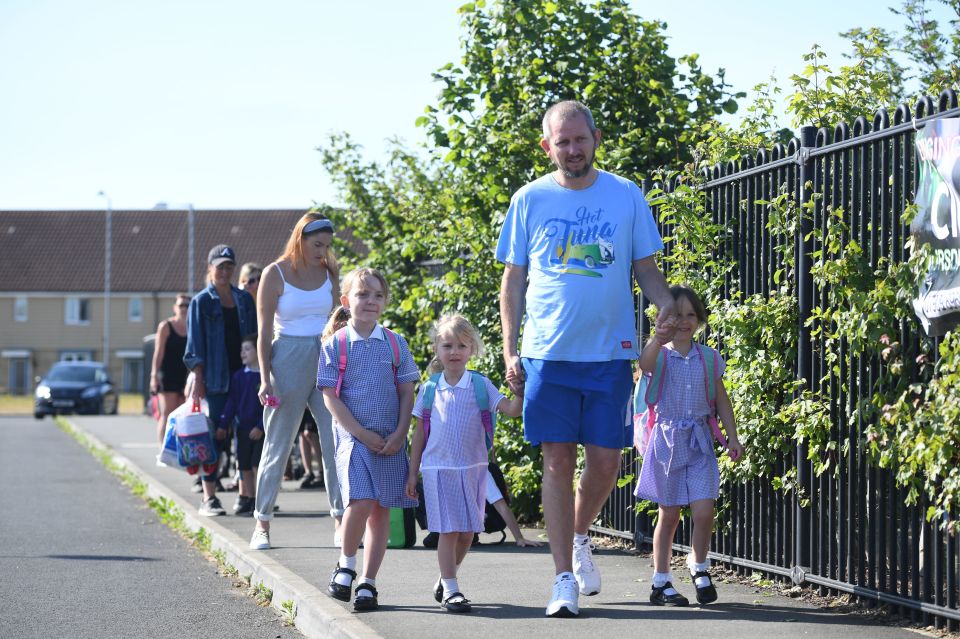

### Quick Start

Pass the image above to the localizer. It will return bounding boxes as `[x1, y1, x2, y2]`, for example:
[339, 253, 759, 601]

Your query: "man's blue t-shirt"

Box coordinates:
[495, 169, 664, 362]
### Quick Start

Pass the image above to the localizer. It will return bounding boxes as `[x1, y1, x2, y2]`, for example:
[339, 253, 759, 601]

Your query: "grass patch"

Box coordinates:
[249, 582, 273, 606]
[279, 599, 296, 626]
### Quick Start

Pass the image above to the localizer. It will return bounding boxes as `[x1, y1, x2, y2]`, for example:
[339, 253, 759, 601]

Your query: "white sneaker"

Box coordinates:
[573, 539, 601, 595]
[545, 574, 579, 617]
[249, 528, 270, 550]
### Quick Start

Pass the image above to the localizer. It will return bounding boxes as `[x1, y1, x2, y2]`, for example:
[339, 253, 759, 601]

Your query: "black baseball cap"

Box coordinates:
[208, 244, 236, 267]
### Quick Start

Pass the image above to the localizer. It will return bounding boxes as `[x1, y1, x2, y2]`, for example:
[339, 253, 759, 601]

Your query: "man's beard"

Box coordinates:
[555, 147, 596, 179]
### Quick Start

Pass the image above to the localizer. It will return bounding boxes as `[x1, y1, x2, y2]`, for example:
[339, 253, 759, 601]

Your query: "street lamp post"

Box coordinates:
[97, 191, 112, 370]
[187, 203, 195, 294]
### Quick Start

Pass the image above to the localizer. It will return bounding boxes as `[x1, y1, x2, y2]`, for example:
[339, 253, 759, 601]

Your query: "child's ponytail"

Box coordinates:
[427, 356, 444, 375]
[322, 305, 351, 342]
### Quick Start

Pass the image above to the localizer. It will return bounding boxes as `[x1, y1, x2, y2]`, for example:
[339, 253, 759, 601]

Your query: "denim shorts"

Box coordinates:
[521, 359, 633, 449]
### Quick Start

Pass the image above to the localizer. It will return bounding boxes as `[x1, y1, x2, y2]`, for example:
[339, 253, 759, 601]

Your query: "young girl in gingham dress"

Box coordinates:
[635, 286, 744, 607]
[318, 268, 420, 612]
[405, 314, 522, 613]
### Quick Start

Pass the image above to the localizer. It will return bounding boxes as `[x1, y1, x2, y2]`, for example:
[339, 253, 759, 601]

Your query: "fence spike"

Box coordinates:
[874, 108, 890, 131]
[894, 102, 912, 125]
[852, 116, 870, 137]
[938, 88, 958, 113]
[915, 95, 935, 120]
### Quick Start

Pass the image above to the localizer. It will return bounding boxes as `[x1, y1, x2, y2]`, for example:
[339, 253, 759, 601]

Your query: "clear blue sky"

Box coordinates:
[0, 0, 951, 211]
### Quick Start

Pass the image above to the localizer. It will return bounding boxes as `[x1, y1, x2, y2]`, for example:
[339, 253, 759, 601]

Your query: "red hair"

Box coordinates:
[277, 212, 337, 272]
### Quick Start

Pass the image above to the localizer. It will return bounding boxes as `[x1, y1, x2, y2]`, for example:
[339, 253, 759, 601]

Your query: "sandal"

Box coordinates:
[353, 583, 379, 611]
[442, 591, 472, 613]
[692, 570, 718, 605]
[327, 564, 356, 602]
[649, 581, 689, 606]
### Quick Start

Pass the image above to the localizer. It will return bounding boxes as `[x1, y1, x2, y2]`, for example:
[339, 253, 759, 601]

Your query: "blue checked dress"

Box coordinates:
[412, 372, 504, 533]
[635, 344, 725, 506]
[317, 325, 420, 509]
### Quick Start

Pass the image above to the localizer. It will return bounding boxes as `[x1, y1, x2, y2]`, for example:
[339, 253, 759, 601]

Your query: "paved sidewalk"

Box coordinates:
[69, 415, 920, 639]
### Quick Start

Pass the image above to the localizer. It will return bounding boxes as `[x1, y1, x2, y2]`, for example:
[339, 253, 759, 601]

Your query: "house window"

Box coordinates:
[14, 296, 27, 322]
[128, 297, 143, 322]
[65, 297, 90, 325]
[2, 350, 31, 395]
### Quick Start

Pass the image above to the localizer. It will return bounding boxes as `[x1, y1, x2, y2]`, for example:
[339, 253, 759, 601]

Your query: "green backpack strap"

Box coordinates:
[420, 373, 442, 443]
[647, 348, 668, 404]
[695, 342, 726, 447]
[469, 372, 495, 450]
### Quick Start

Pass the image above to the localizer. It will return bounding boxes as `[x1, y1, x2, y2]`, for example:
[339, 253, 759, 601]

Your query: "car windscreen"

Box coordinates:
[46, 367, 98, 383]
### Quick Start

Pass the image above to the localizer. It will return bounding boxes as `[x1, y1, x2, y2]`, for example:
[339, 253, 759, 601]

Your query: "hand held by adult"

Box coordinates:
[504, 354, 525, 395]
[653, 309, 678, 344]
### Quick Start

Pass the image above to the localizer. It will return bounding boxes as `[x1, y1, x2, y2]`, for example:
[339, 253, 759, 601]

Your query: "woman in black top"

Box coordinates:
[150, 294, 190, 444]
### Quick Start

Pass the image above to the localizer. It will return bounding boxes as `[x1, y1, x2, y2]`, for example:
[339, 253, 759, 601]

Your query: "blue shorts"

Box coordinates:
[521, 359, 633, 449]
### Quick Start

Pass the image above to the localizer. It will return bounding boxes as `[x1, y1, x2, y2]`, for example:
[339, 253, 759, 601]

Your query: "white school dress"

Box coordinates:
[412, 371, 504, 533]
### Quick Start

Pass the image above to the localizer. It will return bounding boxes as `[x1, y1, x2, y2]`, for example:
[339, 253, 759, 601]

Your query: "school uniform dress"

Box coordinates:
[412, 372, 504, 533]
[635, 345, 725, 506]
[317, 324, 420, 509]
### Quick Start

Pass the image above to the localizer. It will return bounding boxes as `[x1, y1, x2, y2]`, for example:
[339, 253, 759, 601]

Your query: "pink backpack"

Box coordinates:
[332, 326, 401, 398]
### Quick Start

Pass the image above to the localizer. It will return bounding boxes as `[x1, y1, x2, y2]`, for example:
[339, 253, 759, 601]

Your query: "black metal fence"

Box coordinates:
[597, 89, 960, 628]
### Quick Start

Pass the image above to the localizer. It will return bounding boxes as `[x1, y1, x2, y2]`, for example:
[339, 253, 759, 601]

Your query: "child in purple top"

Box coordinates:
[635, 286, 744, 607]
[220, 334, 264, 516]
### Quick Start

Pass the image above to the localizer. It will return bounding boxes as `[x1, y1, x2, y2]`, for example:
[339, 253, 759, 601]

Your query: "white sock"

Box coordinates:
[441, 577, 459, 598]
[573, 533, 589, 546]
[334, 554, 356, 587]
[652, 572, 678, 595]
[686, 553, 710, 574]
[357, 577, 376, 597]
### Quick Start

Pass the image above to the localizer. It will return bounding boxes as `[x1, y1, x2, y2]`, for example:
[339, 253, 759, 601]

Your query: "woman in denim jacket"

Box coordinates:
[184, 244, 258, 516]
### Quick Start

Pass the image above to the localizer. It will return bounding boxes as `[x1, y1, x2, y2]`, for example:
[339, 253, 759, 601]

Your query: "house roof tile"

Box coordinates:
[0, 209, 362, 293]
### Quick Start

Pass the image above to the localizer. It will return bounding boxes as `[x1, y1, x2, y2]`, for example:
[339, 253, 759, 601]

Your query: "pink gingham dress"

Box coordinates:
[635, 344, 725, 506]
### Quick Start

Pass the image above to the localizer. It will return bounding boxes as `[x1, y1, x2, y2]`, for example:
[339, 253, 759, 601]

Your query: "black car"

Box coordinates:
[34, 361, 118, 419]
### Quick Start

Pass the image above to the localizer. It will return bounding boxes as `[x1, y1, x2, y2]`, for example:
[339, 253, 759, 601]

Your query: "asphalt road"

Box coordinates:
[0, 415, 302, 639]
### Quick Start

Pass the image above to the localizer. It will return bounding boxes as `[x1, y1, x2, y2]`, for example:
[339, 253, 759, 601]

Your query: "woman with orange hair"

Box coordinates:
[249, 212, 343, 550]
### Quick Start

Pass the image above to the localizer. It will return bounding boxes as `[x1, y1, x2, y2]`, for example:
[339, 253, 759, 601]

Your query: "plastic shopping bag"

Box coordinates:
[157, 417, 181, 468]
[174, 399, 218, 474]
[156, 399, 198, 469]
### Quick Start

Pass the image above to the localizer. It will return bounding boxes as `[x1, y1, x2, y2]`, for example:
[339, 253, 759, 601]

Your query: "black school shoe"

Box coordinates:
[434, 578, 443, 603]
[233, 496, 254, 516]
[649, 582, 689, 606]
[692, 570, 718, 604]
[442, 592, 472, 613]
[327, 564, 356, 602]
[353, 583, 379, 611]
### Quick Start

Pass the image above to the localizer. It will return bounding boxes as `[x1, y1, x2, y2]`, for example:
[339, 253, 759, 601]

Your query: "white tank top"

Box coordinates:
[273, 265, 333, 337]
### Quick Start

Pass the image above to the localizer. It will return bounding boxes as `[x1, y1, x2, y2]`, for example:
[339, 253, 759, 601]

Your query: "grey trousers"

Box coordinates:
[254, 334, 343, 520]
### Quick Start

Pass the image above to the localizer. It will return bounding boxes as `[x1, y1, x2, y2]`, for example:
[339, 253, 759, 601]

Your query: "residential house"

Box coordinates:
[0, 208, 356, 395]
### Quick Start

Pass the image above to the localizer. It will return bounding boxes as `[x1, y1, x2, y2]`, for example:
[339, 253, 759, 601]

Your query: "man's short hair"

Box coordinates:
[542, 100, 597, 139]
